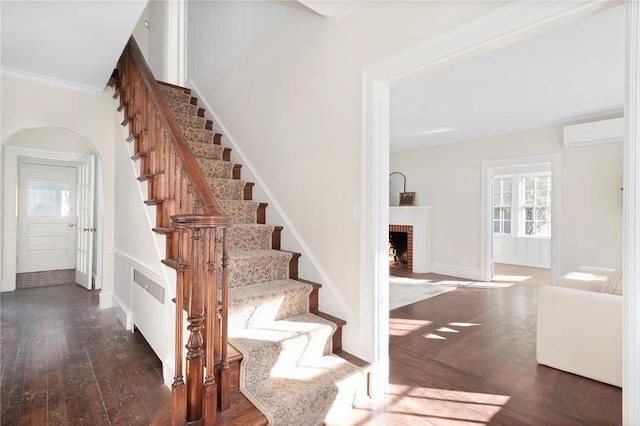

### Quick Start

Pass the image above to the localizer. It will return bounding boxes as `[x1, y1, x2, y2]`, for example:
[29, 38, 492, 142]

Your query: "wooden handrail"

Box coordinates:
[115, 37, 232, 425]
[125, 37, 226, 216]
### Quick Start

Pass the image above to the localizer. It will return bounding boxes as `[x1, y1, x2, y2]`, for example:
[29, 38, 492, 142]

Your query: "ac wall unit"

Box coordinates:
[563, 117, 624, 148]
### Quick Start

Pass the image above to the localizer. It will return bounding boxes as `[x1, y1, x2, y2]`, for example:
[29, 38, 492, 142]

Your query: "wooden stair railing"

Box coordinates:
[115, 37, 232, 426]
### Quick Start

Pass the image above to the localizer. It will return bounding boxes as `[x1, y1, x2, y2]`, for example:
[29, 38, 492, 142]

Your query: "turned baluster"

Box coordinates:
[219, 226, 231, 410]
[171, 227, 187, 426]
[202, 227, 217, 425]
[183, 225, 205, 423]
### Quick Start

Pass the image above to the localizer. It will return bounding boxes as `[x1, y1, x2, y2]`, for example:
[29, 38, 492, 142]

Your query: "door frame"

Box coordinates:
[16, 158, 78, 274]
[2, 145, 102, 292]
[360, 1, 637, 419]
[481, 154, 561, 284]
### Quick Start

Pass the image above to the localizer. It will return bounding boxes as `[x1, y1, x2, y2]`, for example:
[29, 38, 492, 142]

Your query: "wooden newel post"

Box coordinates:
[171, 214, 232, 426]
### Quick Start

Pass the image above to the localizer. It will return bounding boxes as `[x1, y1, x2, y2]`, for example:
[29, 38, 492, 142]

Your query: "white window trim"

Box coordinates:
[492, 171, 552, 239]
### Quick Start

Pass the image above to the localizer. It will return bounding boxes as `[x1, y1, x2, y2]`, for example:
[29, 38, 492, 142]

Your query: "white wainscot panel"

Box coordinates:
[131, 269, 167, 360]
[494, 234, 550, 268]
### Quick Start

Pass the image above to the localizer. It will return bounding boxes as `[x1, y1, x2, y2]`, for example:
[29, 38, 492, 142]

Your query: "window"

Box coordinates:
[492, 172, 551, 238]
[493, 177, 512, 234]
[521, 175, 551, 237]
[27, 180, 70, 218]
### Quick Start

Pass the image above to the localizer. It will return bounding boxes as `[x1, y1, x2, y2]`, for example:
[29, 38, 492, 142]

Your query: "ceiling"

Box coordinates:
[390, 5, 626, 153]
[1, 1, 148, 93]
[0, 2, 625, 140]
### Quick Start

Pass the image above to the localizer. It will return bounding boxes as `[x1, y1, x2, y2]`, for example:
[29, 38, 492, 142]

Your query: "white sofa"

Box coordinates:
[536, 267, 622, 387]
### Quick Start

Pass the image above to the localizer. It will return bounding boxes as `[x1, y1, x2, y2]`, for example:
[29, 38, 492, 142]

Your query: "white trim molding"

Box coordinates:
[361, 0, 629, 401]
[1, 145, 104, 293]
[167, 0, 187, 85]
[481, 153, 561, 284]
[624, 1, 640, 423]
[1, 66, 102, 94]
[297, 0, 366, 20]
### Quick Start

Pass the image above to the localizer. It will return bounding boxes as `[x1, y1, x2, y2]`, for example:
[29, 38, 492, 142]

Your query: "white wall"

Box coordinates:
[391, 124, 623, 277]
[184, 1, 500, 351]
[1, 75, 116, 304]
[146, 0, 170, 81]
[112, 91, 171, 362]
[113, 116, 165, 279]
[132, 3, 150, 61]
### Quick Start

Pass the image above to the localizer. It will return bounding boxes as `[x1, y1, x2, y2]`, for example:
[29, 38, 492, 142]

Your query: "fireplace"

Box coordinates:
[389, 207, 433, 273]
[389, 225, 413, 271]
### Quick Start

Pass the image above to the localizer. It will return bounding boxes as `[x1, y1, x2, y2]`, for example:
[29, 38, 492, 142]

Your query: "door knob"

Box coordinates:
[68, 223, 75, 228]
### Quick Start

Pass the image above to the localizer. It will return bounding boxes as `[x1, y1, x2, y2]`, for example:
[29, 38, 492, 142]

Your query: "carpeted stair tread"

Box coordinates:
[159, 86, 191, 104]
[175, 113, 208, 130]
[196, 157, 234, 179]
[207, 177, 246, 200]
[227, 279, 312, 333]
[227, 249, 291, 287]
[180, 126, 218, 144]
[230, 313, 336, 384]
[225, 224, 275, 251]
[187, 140, 226, 161]
[229, 313, 364, 426]
[159, 84, 190, 97]
[220, 200, 260, 224]
[167, 102, 199, 118]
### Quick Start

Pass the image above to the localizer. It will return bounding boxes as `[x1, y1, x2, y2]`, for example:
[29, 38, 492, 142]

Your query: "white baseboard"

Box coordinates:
[112, 293, 133, 331]
[163, 356, 175, 387]
[92, 272, 101, 290]
[99, 291, 113, 309]
[431, 263, 485, 281]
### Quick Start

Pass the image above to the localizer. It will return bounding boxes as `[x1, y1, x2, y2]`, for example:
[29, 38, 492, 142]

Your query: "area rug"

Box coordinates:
[389, 276, 457, 310]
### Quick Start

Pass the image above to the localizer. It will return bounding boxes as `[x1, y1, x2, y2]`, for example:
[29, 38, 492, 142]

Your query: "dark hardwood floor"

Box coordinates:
[337, 265, 622, 425]
[0, 284, 170, 425]
[1, 267, 622, 425]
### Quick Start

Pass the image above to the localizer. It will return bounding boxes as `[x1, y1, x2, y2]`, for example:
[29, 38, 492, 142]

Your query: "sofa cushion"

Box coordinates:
[600, 269, 623, 295]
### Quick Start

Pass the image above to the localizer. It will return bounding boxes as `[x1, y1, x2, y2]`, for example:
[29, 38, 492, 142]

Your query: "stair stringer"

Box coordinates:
[186, 79, 361, 346]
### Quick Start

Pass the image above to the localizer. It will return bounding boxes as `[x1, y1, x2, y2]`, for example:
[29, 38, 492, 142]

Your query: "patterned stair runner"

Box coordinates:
[159, 84, 364, 426]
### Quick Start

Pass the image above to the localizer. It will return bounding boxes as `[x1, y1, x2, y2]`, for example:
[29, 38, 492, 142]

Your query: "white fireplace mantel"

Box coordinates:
[389, 207, 433, 273]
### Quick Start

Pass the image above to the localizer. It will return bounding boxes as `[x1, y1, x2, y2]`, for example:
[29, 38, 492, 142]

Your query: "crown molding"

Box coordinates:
[297, 0, 366, 20]
[1, 66, 103, 94]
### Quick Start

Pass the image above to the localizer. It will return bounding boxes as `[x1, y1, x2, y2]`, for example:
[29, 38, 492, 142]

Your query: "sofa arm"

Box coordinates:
[536, 285, 622, 387]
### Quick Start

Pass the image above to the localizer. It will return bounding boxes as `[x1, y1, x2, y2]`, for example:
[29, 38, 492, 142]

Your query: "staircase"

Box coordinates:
[113, 38, 368, 425]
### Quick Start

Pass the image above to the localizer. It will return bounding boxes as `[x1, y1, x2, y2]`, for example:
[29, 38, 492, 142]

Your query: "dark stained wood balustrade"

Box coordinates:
[115, 37, 232, 426]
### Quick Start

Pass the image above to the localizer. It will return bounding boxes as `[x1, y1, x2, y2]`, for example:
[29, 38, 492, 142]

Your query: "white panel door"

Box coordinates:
[18, 163, 77, 273]
[75, 155, 95, 290]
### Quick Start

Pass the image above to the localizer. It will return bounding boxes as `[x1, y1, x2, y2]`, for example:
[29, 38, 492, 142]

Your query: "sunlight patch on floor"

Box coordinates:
[437, 280, 515, 288]
[424, 322, 481, 340]
[425, 333, 447, 340]
[342, 384, 511, 425]
[449, 322, 481, 327]
[492, 274, 531, 282]
[436, 327, 459, 333]
[390, 318, 432, 336]
[389, 276, 433, 285]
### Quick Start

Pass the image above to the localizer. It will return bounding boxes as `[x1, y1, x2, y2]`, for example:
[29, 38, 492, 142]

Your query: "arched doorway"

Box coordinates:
[1, 127, 103, 293]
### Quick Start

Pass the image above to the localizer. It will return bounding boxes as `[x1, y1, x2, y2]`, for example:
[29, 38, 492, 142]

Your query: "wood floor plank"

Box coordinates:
[336, 267, 621, 425]
[0, 284, 170, 425]
[2, 269, 621, 425]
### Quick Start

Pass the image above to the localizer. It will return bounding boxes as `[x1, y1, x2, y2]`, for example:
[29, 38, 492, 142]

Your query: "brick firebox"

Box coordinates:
[389, 225, 413, 271]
